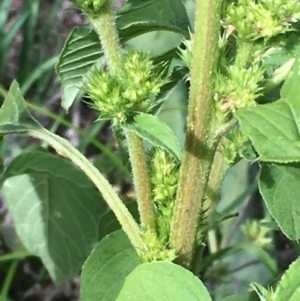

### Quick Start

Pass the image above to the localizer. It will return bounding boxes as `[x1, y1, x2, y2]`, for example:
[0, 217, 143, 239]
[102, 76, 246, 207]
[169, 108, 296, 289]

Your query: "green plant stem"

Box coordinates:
[191, 141, 229, 273]
[170, 0, 221, 268]
[90, 1, 122, 76]
[0, 260, 18, 300]
[126, 131, 156, 230]
[28, 128, 145, 251]
[0, 250, 31, 263]
[205, 142, 229, 218]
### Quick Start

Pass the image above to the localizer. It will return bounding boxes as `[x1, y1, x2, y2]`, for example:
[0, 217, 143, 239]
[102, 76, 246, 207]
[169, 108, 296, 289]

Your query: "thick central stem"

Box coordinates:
[170, 0, 221, 268]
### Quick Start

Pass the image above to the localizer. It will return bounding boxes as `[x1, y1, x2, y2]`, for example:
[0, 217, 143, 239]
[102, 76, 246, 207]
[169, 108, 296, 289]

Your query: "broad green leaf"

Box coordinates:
[118, 0, 156, 14]
[273, 257, 300, 301]
[116, 261, 212, 301]
[219, 292, 259, 301]
[125, 113, 182, 160]
[235, 100, 300, 162]
[259, 162, 300, 240]
[98, 201, 139, 241]
[56, 27, 103, 110]
[235, 59, 300, 163]
[125, 31, 182, 58]
[1, 151, 106, 284]
[3, 150, 93, 187]
[117, 0, 190, 39]
[81, 230, 140, 301]
[0, 81, 41, 133]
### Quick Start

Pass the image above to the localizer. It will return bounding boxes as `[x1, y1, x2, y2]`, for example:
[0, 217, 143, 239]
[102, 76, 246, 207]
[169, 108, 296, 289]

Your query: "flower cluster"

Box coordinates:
[220, 129, 251, 164]
[226, 0, 300, 42]
[149, 148, 180, 241]
[215, 63, 265, 121]
[71, 0, 108, 17]
[83, 51, 167, 125]
[242, 220, 273, 250]
[139, 227, 177, 262]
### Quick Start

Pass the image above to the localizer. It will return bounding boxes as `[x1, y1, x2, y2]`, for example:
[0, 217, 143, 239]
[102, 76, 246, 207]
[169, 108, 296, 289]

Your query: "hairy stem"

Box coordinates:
[126, 131, 156, 230]
[191, 140, 230, 273]
[90, 1, 122, 76]
[170, 0, 221, 268]
[29, 128, 145, 251]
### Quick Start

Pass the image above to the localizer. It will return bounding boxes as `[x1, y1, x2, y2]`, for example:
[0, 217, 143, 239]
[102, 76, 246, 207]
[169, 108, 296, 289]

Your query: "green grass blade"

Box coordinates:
[20, 56, 59, 95]
[17, 0, 40, 84]
[0, 0, 13, 30]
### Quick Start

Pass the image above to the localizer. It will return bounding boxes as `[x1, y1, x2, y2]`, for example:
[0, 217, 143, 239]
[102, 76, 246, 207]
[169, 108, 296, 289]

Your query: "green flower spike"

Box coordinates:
[149, 148, 180, 241]
[214, 63, 265, 121]
[83, 50, 168, 126]
[139, 227, 177, 263]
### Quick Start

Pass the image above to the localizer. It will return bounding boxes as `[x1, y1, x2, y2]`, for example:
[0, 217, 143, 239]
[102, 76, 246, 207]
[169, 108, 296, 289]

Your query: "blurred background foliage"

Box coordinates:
[0, 0, 298, 300]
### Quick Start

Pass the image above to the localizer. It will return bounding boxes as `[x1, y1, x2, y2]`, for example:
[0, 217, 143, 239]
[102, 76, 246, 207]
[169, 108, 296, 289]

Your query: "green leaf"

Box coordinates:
[273, 257, 300, 301]
[259, 162, 300, 240]
[118, 0, 157, 14]
[3, 150, 94, 187]
[117, 0, 190, 39]
[98, 201, 139, 241]
[125, 113, 182, 160]
[1, 151, 106, 284]
[56, 27, 103, 111]
[0, 81, 41, 133]
[80, 230, 140, 301]
[235, 59, 300, 163]
[116, 261, 212, 301]
[235, 100, 300, 162]
[219, 292, 259, 301]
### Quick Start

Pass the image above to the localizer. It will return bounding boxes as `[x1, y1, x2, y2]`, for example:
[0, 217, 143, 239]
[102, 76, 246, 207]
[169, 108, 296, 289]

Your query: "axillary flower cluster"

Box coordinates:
[84, 51, 167, 125]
